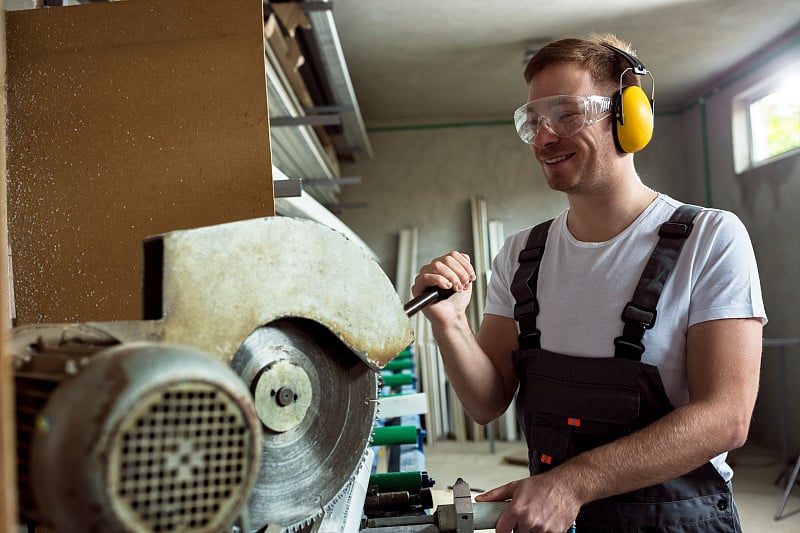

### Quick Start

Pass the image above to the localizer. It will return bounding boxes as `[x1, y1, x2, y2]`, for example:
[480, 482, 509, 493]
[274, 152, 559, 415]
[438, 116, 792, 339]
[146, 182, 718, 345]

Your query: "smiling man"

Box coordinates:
[412, 34, 766, 532]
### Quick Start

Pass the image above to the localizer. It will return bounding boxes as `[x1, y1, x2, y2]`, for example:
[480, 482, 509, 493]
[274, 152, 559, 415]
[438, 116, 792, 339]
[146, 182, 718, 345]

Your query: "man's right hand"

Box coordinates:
[411, 251, 476, 323]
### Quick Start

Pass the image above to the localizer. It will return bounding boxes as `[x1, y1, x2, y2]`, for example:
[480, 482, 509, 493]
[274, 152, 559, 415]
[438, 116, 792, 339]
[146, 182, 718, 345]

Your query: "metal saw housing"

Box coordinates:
[112, 215, 414, 369]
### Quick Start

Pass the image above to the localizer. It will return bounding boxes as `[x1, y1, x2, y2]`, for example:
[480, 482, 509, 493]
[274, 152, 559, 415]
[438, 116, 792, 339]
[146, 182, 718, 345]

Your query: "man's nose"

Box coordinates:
[532, 120, 559, 148]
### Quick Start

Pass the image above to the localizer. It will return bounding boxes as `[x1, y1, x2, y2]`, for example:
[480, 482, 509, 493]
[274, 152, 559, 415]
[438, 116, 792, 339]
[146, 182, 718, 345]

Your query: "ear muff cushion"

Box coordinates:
[613, 86, 654, 153]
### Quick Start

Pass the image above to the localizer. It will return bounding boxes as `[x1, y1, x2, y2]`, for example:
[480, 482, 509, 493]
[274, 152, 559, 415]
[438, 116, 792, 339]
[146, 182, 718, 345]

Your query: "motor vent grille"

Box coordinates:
[111, 383, 254, 532]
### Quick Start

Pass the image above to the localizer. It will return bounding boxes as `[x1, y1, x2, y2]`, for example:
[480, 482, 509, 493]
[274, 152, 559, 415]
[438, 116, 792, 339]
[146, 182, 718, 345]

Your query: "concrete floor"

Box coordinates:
[423, 440, 800, 532]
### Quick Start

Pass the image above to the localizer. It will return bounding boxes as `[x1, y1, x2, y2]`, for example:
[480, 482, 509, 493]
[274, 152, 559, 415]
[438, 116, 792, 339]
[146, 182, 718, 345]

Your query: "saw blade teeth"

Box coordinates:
[282, 510, 324, 533]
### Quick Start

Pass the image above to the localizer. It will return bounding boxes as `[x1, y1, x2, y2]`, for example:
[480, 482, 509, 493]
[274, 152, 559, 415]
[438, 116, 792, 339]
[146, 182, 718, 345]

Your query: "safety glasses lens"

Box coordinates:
[514, 96, 610, 143]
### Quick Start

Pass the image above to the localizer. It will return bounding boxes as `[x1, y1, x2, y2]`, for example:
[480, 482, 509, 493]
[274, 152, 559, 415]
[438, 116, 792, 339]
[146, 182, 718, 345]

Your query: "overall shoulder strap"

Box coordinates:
[614, 204, 703, 360]
[510, 219, 554, 349]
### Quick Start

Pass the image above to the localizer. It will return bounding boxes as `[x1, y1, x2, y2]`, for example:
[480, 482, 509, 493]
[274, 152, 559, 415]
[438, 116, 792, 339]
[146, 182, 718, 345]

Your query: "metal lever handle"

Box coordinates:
[403, 286, 456, 317]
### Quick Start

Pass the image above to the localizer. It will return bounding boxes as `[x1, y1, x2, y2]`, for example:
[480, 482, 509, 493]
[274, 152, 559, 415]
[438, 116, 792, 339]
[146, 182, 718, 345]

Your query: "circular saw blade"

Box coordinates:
[231, 319, 379, 532]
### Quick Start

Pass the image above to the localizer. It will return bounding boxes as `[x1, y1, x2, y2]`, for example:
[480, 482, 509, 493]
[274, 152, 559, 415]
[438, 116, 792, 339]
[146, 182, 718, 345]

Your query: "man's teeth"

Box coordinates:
[545, 154, 570, 164]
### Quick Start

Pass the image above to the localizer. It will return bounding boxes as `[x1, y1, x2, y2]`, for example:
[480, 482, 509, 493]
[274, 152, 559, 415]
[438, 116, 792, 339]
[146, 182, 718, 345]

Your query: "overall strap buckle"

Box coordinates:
[620, 301, 657, 330]
[518, 329, 542, 350]
[613, 337, 645, 360]
[658, 221, 693, 239]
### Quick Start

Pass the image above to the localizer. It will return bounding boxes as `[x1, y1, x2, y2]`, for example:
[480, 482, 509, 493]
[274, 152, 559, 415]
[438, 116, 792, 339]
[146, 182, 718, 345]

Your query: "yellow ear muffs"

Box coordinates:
[601, 43, 655, 153]
[613, 85, 654, 153]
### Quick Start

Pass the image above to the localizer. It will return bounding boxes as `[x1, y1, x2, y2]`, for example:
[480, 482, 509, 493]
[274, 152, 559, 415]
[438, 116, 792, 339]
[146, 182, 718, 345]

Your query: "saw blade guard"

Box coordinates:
[93, 216, 416, 371]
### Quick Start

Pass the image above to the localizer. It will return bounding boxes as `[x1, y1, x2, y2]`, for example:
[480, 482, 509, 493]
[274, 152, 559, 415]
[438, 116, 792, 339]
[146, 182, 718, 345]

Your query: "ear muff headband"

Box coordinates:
[602, 44, 655, 153]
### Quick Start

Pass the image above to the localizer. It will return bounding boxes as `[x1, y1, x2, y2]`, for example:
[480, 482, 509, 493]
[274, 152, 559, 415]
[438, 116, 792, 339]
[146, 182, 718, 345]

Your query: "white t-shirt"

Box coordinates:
[484, 193, 767, 480]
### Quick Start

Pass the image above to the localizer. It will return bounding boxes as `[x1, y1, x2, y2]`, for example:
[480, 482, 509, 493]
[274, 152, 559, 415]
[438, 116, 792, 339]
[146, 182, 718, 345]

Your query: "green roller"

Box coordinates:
[383, 358, 413, 371]
[369, 471, 435, 492]
[381, 373, 413, 387]
[371, 425, 418, 446]
[395, 349, 413, 359]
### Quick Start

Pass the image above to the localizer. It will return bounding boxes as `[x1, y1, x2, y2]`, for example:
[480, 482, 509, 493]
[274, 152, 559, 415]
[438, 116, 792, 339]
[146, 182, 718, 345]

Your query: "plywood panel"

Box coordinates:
[6, 0, 274, 325]
[1, 2, 19, 531]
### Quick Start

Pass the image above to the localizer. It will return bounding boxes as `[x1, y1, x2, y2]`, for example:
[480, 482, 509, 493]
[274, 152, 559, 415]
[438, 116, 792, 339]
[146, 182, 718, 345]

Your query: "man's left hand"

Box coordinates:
[475, 473, 579, 533]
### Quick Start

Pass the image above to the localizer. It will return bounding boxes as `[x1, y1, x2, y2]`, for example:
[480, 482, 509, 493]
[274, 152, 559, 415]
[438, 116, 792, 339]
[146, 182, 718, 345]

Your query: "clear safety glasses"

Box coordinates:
[513, 94, 613, 144]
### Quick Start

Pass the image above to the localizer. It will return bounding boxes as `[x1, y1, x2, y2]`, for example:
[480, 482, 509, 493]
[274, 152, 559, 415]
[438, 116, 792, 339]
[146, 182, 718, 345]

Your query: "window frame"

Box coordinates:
[733, 60, 800, 174]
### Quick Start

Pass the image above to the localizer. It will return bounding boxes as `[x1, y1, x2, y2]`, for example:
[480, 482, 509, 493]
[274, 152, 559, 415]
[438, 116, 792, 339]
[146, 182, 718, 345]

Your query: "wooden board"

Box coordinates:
[1, 2, 19, 531]
[5, 0, 274, 325]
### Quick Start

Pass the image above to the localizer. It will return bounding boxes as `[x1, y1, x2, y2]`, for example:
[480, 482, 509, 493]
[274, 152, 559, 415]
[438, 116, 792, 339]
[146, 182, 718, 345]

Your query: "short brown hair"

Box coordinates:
[523, 33, 642, 93]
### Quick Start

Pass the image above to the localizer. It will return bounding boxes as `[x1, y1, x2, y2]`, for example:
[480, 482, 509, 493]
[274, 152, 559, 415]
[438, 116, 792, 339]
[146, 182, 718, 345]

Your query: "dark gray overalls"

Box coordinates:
[510, 205, 742, 532]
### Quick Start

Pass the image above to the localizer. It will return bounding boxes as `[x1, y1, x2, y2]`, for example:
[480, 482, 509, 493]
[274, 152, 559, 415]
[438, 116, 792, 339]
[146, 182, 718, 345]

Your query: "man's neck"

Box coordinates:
[565, 179, 658, 243]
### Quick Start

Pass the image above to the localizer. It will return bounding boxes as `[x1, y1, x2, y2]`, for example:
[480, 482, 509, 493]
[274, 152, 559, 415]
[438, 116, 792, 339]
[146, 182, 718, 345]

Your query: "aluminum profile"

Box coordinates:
[265, 40, 340, 206]
[305, 1, 374, 160]
[264, 0, 372, 206]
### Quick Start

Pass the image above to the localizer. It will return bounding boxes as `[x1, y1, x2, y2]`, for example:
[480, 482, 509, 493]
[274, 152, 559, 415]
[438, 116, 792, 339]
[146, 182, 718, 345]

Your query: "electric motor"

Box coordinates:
[13, 325, 262, 533]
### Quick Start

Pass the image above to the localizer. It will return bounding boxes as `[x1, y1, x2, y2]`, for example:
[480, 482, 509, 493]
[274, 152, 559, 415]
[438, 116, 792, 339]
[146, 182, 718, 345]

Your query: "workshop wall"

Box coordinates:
[340, 124, 564, 283]
[678, 34, 800, 455]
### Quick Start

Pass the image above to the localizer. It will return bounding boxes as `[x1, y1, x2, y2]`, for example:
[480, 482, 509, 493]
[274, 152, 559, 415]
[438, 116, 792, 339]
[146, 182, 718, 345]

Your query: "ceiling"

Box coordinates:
[329, 0, 800, 128]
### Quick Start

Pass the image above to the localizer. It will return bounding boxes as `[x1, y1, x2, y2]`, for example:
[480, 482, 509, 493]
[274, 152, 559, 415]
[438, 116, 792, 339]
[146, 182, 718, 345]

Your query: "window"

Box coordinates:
[733, 61, 800, 173]
[749, 73, 800, 163]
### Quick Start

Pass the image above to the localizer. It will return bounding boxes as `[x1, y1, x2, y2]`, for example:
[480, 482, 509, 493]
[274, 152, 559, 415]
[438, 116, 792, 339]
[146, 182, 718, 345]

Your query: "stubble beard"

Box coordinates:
[542, 149, 616, 197]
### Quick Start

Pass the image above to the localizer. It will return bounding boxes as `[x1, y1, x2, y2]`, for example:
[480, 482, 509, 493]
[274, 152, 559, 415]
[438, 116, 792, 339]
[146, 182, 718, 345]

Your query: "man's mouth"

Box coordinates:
[543, 153, 574, 164]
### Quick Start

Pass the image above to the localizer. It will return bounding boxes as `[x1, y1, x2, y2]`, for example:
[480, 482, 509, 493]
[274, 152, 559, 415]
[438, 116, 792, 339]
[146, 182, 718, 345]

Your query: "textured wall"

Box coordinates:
[680, 36, 800, 456]
[339, 124, 563, 283]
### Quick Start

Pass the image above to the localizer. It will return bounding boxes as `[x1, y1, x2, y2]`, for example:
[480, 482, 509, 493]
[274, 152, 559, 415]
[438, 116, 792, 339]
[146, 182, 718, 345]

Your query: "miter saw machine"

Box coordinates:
[12, 216, 415, 533]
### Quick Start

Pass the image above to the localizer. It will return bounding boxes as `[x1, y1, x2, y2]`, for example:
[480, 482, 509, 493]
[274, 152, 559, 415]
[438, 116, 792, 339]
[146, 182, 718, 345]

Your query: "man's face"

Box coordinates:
[526, 63, 619, 194]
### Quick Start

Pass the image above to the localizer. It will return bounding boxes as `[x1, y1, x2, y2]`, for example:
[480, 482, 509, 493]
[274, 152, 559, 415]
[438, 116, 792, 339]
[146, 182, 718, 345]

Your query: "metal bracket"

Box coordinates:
[452, 479, 474, 533]
[303, 176, 361, 186]
[270, 114, 342, 127]
[264, 0, 334, 13]
[273, 178, 303, 198]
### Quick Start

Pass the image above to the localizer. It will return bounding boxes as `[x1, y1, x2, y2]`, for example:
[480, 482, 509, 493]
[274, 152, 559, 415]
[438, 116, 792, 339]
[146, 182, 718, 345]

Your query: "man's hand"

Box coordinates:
[411, 251, 476, 323]
[475, 472, 580, 533]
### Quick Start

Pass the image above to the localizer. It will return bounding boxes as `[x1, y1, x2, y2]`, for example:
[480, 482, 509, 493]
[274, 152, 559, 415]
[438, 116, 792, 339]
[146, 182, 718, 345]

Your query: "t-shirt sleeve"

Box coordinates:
[484, 231, 526, 319]
[687, 210, 767, 327]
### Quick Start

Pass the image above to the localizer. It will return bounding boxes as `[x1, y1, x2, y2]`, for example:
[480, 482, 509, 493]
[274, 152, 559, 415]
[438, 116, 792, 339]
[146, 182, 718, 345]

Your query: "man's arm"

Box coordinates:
[479, 317, 763, 533]
[412, 251, 520, 424]
[430, 313, 520, 424]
